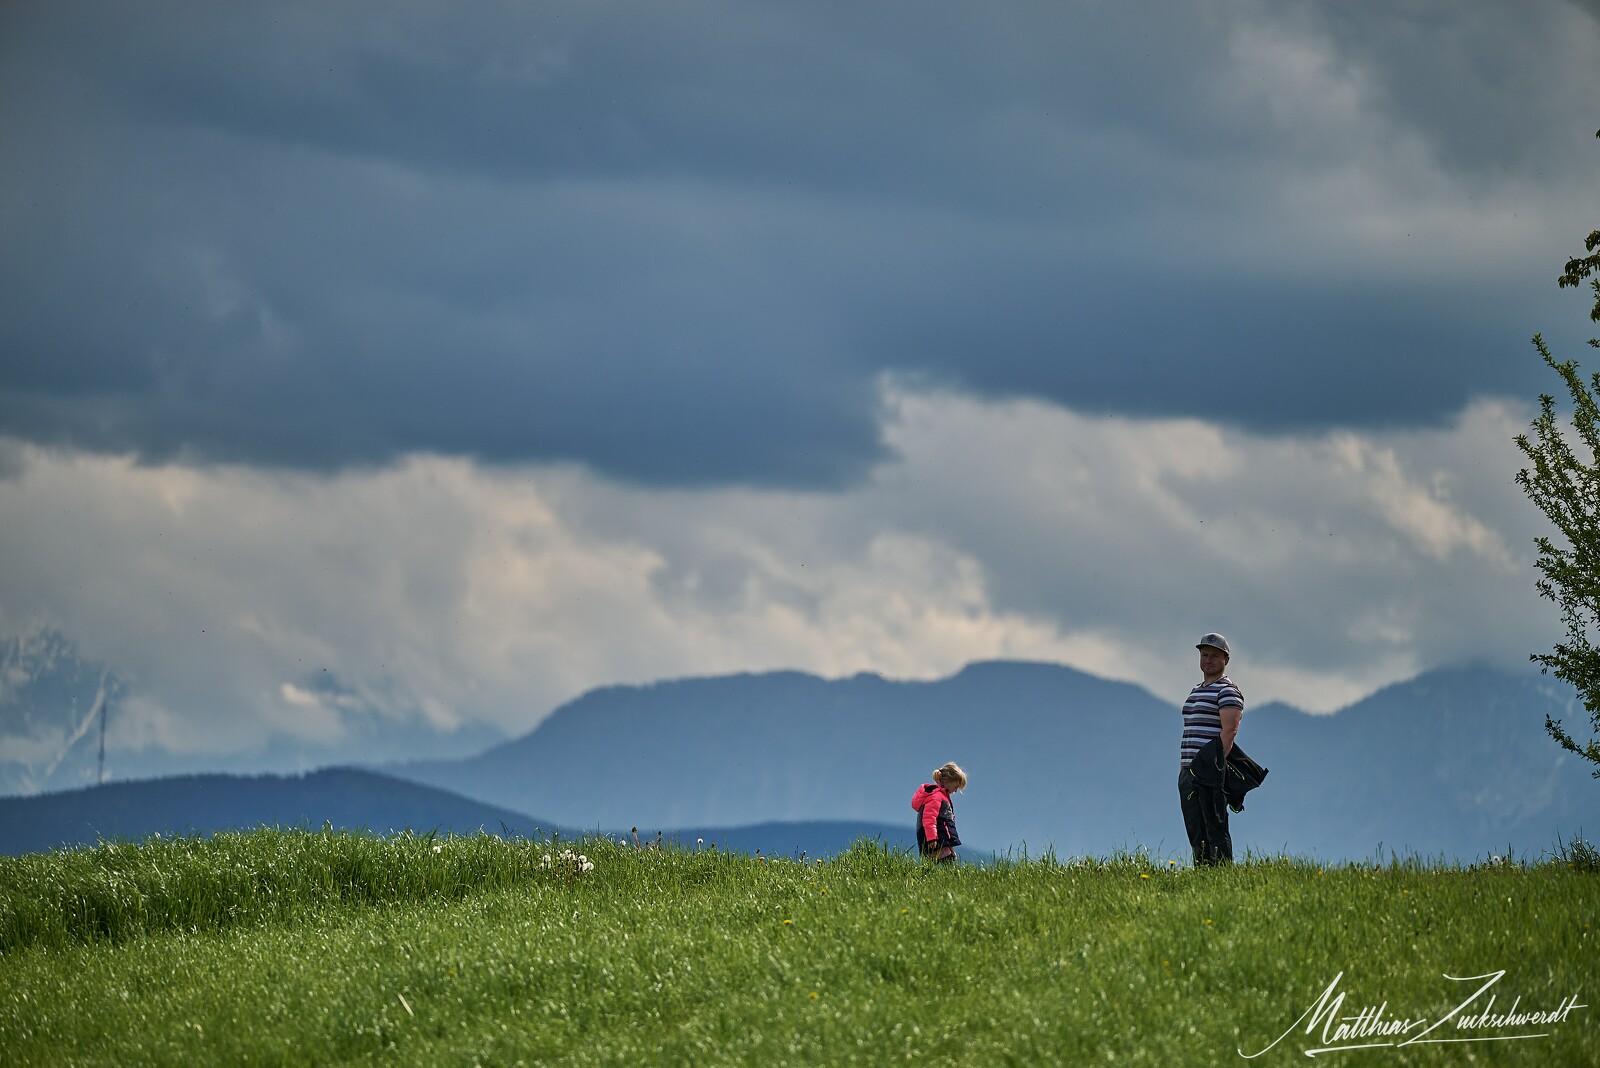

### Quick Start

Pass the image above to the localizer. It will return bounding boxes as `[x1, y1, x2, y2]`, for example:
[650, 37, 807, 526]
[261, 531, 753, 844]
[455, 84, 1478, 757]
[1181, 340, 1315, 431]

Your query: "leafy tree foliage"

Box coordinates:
[1516, 138, 1600, 776]
[1556, 212, 1600, 325]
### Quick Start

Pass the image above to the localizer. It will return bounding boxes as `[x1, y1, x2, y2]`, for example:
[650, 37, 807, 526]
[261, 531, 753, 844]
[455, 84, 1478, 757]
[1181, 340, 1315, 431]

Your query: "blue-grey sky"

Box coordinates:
[1, 1, 1597, 790]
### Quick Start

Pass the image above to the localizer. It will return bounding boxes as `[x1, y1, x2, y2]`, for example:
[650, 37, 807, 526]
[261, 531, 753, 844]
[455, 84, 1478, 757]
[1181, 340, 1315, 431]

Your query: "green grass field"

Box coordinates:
[1, 829, 1595, 1065]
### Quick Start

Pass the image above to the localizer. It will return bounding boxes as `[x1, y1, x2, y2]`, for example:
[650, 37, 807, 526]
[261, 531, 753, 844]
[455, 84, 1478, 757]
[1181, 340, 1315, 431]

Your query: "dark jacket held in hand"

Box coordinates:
[1188, 738, 1269, 813]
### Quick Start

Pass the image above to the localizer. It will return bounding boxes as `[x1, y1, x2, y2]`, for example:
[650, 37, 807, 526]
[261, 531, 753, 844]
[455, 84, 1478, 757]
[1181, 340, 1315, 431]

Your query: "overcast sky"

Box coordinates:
[2, 0, 1598, 786]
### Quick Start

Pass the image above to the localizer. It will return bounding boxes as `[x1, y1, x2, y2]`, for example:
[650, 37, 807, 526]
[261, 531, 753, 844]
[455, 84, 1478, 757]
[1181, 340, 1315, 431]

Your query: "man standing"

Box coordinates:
[1179, 632, 1244, 866]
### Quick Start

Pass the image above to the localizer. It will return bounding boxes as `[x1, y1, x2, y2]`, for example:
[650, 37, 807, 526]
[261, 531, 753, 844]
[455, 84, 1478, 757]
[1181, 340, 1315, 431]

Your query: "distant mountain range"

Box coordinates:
[0, 767, 912, 859]
[385, 660, 1600, 863]
[3, 659, 1596, 863]
[0, 629, 505, 797]
[0, 629, 126, 796]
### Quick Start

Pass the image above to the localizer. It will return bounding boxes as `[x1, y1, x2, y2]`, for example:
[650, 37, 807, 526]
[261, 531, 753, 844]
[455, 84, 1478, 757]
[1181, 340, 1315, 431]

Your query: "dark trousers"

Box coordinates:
[1179, 767, 1232, 866]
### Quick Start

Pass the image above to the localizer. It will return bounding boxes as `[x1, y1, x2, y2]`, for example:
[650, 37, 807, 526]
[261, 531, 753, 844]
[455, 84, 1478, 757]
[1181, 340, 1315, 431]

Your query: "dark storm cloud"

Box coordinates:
[0, 0, 1594, 485]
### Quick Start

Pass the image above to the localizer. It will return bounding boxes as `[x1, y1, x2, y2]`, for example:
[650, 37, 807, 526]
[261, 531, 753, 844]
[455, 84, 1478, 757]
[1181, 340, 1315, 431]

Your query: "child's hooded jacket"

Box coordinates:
[911, 782, 961, 854]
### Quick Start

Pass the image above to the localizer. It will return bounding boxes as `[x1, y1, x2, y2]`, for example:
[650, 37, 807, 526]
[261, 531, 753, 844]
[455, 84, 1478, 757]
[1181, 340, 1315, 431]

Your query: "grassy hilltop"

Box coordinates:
[1, 829, 1595, 1065]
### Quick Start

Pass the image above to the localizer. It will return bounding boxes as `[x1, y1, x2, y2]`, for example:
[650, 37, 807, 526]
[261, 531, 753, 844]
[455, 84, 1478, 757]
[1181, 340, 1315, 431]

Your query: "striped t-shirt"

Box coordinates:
[1180, 675, 1244, 768]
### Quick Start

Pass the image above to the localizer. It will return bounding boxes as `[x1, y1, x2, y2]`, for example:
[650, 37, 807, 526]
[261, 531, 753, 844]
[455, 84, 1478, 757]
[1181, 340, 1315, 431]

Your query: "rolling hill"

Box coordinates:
[0, 767, 912, 858]
[385, 660, 1600, 862]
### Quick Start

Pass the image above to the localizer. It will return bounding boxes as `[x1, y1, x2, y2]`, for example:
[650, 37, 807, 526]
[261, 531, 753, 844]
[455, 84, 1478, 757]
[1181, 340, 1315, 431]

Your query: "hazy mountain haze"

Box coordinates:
[387, 660, 1599, 862]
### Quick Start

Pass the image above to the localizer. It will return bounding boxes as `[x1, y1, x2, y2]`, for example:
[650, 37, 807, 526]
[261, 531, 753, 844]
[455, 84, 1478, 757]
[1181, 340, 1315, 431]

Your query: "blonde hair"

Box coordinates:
[933, 762, 967, 792]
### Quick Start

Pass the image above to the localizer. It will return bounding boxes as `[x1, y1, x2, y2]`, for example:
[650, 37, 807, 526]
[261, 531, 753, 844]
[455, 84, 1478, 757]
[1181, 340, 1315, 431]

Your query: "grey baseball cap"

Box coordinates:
[1196, 632, 1231, 655]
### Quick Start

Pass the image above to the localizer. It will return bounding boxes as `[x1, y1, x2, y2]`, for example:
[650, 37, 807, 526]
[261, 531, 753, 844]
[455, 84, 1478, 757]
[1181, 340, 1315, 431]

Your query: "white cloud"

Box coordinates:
[1188, 2, 1596, 281]
[0, 384, 1557, 772]
[866, 384, 1548, 708]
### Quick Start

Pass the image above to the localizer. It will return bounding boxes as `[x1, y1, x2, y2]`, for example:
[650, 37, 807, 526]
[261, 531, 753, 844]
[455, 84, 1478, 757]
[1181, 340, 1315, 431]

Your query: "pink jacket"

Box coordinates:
[911, 782, 959, 853]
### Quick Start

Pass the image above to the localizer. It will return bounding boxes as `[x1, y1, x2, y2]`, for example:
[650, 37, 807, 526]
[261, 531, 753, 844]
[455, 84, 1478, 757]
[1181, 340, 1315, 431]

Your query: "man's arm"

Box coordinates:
[1219, 704, 1241, 758]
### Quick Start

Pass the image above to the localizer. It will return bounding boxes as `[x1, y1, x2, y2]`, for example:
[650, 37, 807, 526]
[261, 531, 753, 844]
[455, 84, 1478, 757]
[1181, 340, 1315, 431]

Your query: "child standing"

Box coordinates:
[911, 762, 967, 863]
